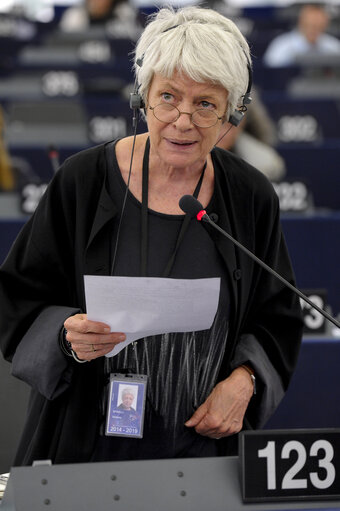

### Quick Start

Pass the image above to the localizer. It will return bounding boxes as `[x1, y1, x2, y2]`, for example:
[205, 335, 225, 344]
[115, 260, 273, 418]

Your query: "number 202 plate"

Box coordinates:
[239, 429, 340, 503]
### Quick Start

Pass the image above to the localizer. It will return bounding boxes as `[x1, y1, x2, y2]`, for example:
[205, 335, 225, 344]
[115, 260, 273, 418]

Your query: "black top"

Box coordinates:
[92, 141, 230, 461]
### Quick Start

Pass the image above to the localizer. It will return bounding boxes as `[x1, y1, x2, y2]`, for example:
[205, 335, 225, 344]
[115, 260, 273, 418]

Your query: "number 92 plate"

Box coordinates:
[239, 429, 340, 502]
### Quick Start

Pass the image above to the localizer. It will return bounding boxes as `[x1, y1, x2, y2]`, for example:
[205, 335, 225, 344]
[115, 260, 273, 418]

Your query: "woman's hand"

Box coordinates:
[64, 313, 126, 361]
[184, 366, 254, 439]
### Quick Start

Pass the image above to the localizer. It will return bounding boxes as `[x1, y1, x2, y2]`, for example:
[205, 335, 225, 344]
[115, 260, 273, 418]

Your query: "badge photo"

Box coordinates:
[105, 373, 147, 439]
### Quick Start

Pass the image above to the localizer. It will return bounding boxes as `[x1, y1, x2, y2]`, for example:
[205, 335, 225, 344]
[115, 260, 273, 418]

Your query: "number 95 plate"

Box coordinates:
[239, 429, 340, 502]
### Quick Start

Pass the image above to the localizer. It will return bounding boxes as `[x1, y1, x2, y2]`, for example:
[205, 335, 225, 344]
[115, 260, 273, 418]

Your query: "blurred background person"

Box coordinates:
[263, 3, 340, 67]
[0, 105, 37, 193]
[216, 90, 286, 182]
[59, 0, 144, 40]
[0, 106, 15, 192]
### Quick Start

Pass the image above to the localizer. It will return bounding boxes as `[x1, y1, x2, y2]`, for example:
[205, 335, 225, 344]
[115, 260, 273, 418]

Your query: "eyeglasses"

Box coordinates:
[149, 103, 224, 128]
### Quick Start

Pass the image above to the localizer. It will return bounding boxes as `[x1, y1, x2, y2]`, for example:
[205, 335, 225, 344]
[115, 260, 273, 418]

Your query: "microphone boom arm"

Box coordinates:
[202, 214, 340, 330]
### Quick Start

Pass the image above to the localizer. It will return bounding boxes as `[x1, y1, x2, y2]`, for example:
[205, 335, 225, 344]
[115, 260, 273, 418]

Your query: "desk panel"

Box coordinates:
[263, 97, 340, 141]
[0, 218, 26, 264]
[281, 213, 340, 318]
[265, 337, 340, 429]
[279, 145, 340, 210]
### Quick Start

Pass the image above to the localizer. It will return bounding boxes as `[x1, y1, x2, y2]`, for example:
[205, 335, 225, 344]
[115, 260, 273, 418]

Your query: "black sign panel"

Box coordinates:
[240, 429, 340, 503]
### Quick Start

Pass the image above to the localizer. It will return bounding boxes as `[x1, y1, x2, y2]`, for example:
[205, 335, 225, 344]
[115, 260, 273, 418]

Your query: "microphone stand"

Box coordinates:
[200, 213, 340, 330]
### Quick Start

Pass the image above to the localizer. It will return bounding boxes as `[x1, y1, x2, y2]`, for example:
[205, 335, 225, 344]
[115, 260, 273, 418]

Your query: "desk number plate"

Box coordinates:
[239, 429, 340, 503]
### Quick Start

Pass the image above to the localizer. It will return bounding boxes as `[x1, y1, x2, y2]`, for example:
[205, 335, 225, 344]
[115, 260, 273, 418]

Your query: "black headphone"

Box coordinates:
[228, 62, 252, 127]
[129, 30, 253, 128]
[129, 56, 146, 111]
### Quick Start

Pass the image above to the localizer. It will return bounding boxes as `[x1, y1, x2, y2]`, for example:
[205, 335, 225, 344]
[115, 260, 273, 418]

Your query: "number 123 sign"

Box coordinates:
[239, 429, 340, 502]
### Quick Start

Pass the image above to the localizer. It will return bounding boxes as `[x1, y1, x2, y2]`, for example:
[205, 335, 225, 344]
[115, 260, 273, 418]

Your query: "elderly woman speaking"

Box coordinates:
[0, 6, 303, 465]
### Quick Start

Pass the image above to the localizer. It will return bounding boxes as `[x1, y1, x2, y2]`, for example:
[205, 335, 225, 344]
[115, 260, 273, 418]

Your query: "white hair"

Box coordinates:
[133, 6, 251, 120]
[122, 387, 135, 397]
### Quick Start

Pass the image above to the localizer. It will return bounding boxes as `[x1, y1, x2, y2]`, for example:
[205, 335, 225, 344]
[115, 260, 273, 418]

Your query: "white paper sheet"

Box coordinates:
[84, 275, 220, 357]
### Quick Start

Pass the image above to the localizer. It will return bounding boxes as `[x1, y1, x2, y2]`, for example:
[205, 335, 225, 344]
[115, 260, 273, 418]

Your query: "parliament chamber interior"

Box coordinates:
[0, 1, 340, 509]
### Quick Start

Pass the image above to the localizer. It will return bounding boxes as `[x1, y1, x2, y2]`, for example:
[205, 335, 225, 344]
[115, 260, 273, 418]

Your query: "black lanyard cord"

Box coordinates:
[140, 136, 207, 278]
[110, 116, 139, 276]
[140, 136, 150, 277]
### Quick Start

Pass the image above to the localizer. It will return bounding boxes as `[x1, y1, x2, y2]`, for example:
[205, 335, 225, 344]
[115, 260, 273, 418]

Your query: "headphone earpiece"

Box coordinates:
[228, 62, 253, 127]
[229, 109, 245, 127]
[130, 91, 144, 110]
[130, 54, 145, 112]
[243, 91, 252, 105]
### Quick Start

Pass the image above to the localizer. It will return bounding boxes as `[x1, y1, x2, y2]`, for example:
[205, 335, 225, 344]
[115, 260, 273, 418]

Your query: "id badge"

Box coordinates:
[105, 373, 147, 438]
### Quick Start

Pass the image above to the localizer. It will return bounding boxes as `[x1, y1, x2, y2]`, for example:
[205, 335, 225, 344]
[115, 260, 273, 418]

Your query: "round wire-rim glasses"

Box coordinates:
[149, 103, 224, 128]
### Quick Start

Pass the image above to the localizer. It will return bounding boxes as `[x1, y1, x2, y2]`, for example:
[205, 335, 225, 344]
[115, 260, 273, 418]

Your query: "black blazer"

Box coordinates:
[0, 141, 303, 465]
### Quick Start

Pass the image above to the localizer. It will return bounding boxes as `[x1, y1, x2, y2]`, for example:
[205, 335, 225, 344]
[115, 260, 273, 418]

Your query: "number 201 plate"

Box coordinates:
[239, 429, 340, 503]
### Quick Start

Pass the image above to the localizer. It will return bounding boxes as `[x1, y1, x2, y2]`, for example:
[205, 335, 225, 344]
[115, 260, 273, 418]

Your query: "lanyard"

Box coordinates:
[140, 137, 207, 277]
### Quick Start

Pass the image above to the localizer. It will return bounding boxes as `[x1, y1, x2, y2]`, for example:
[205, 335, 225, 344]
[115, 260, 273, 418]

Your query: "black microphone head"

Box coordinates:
[179, 195, 204, 218]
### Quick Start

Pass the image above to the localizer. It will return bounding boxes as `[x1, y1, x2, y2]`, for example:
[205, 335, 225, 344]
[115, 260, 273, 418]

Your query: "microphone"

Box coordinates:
[179, 194, 340, 330]
[47, 145, 60, 175]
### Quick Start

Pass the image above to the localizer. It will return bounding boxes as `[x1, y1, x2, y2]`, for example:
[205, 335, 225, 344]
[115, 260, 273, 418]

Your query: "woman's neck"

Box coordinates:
[115, 134, 214, 214]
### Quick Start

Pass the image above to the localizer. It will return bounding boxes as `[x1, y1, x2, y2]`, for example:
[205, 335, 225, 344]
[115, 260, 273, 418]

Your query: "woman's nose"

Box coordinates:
[174, 109, 194, 129]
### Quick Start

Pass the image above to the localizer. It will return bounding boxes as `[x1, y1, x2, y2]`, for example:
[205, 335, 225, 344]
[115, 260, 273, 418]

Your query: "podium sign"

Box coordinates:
[240, 429, 340, 503]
